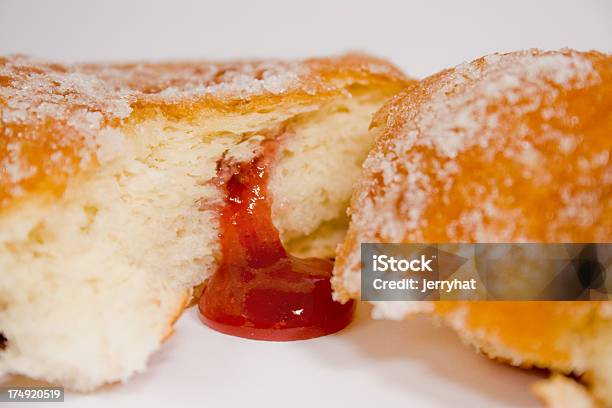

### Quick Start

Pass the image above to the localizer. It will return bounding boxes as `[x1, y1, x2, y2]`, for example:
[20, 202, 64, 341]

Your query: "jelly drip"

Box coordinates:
[198, 141, 354, 341]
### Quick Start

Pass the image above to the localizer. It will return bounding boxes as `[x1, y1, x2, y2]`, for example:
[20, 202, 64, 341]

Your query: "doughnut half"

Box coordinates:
[0, 54, 410, 390]
[333, 49, 612, 404]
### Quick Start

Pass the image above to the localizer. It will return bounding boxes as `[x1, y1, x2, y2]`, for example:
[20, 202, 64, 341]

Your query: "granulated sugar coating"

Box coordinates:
[0, 53, 409, 391]
[331, 48, 612, 407]
[0, 54, 406, 209]
[333, 49, 612, 300]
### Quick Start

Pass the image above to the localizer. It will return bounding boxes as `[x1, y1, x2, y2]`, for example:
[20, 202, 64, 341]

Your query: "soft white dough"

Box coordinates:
[0, 92, 386, 390]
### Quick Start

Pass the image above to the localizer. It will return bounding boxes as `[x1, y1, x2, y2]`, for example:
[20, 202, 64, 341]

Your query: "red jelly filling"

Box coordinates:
[198, 140, 354, 341]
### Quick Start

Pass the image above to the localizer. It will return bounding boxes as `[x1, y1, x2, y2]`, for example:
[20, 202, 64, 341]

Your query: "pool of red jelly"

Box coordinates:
[198, 141, 354, 341]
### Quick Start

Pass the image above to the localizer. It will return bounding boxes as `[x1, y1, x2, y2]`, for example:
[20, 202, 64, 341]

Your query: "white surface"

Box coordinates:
[1, 1, 610, 407]
[11, 304, 543, 408]
[0, 0, 611, 78]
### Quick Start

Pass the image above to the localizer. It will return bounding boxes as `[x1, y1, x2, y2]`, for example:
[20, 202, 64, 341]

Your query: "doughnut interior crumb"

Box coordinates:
[0, 55, 410, 390]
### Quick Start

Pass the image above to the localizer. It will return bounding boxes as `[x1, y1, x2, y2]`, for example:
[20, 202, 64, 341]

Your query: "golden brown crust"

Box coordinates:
[0, 53, 409, 212]
[334, 49, 612, 301]
[162, 289, 191, 342]
[434, 301, 600, 370]
[332, 48, 612, 404]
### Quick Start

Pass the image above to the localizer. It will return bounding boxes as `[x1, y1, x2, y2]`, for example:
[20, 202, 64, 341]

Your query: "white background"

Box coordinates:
[1, 1, 611, 407]
[1, 0, 611, 77]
